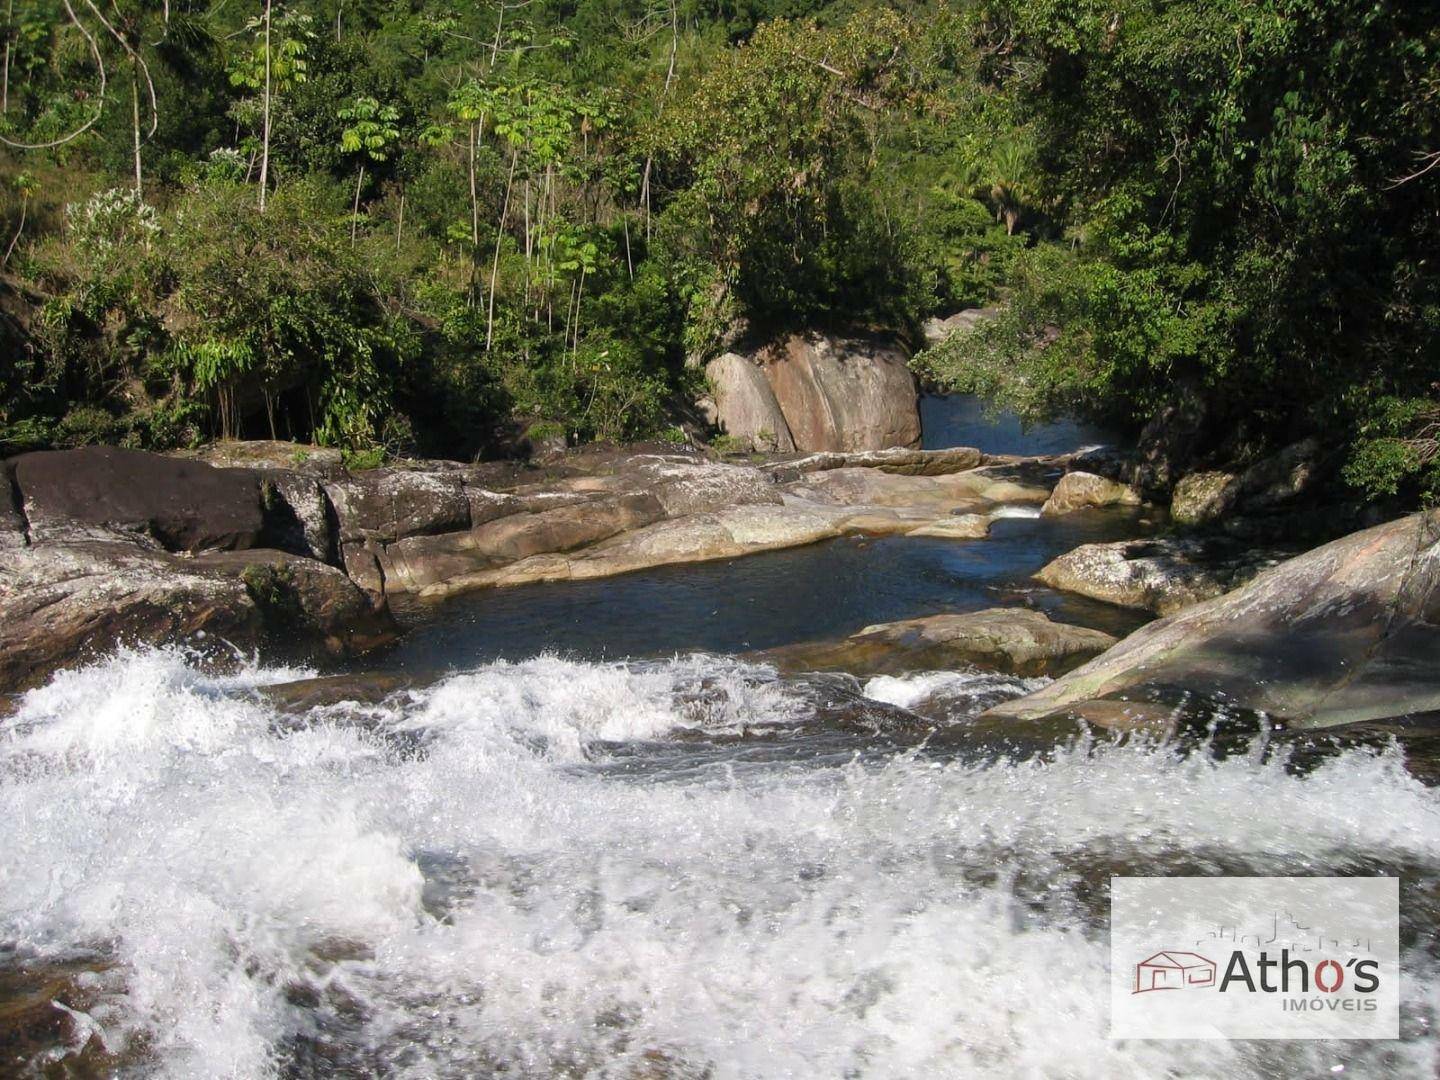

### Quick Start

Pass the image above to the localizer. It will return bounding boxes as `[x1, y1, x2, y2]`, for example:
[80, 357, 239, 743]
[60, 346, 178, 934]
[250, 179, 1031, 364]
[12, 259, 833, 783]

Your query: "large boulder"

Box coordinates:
[920, 307, 1000, 347]
[987, 512, 1440, 729]
[763, 608, 1116, 678]
[1170, 470, 1241, 527]
[11, 446, 265, 552]
[1041, 471, 1141, 516]
[1035, 537, 1287, 615]
[0, 541, 260, 691]
[752, 332, 921, 452]
[0, 460, 26, 549]
[705, 352, 795, 453]
[0, 539, 399, 693]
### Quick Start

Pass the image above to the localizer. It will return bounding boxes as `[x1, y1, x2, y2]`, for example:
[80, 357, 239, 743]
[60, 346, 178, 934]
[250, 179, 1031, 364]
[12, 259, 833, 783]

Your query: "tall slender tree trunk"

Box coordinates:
[396, 190, 405, 251]
[258, 0, 273, 213]
[468, 121, 479, 246]
[350, 163, 364, 242]
[2, 0, 13, 114]
[2, 195, 26, 266]
[638, 0, 679, 239]
[486, 144, 520, 351]
[130, 65, 143, 195]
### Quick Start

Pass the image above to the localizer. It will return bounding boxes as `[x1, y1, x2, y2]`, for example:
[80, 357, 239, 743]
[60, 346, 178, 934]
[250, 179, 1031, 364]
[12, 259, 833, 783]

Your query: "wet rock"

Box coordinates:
[1170, 470, 1241, 527]
[12, 446, 264, 552]
[705, 352, 795, 453]
[195, 551, 399, 657]
[0, 539, 398, 693]
[989, 511, 1440, 728]
[1035, 537, 1287, 616]
[753, 332, 921, 452]
[906, 514, 992, 540]
[259, 672, 414, 713]
[0, 540, 262, 692]
[1041, 471, 1141, 516]
[763, 609, 1116, 678]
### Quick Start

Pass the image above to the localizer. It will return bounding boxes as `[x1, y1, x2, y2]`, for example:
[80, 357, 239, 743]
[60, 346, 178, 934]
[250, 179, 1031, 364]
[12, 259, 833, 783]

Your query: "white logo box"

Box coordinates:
[1111, 877, 1399, 1040]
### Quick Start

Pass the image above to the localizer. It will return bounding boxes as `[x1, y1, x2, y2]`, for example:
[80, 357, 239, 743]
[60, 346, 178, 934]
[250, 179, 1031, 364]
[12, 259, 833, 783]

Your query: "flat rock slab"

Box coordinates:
[988, 511, 1440, 728]
[1035, 537, 1289, 615]
[14, 446, 265, 552]
[759, 608, 1117, 678]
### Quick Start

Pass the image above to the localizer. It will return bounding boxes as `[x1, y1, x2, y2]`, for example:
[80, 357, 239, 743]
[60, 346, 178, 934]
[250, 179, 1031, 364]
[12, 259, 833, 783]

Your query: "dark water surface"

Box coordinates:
[380, 512, 1152, 674]
[921, 393, 1116, 455]
[375, 394, 1144, 674]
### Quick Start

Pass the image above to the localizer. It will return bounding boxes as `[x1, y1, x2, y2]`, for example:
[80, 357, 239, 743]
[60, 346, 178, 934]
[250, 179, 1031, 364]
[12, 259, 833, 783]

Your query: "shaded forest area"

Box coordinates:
[0, 1, 1436, 499]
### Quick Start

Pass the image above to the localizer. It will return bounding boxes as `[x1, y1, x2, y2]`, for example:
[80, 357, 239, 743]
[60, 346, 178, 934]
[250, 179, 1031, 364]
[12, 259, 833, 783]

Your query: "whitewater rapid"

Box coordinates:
[2, 647, 1437, 1077]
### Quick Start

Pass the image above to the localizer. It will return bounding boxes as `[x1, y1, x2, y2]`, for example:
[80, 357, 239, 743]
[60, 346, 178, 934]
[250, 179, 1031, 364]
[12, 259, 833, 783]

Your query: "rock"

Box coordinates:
[1134, 388, 1206, 496]
[786, 466, 1048, 511]
[1041, 471, 1142, 516]
[324, 469, 471, 546]
[753, 332, 921, 452]
[182, 439, 347, 478]
[422, 502, 846, 594]
[1170, 470, 1241, 527]
[0, 460, 26, 548]
[633, 456, 781, 517]
[763, 608, 1116, 678]
[12, 446, 265, 552]
[784, 446, 984, 476]
[920, 307, 1000, 347]
[194, 551, 398, 656]
[1035, 537, 1288, 615]
[906, 514, 992, 540]
[705, 352, 795, 453]
[1237, 437, 1323, 509]
[258, 471, 335, 563]
[0, 540, 263, 692]
[987, 512, 1440, 728]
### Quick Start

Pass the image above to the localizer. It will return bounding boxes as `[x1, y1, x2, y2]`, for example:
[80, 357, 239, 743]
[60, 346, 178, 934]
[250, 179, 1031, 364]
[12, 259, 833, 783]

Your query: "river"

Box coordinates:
[1, 396, 1436, 1077]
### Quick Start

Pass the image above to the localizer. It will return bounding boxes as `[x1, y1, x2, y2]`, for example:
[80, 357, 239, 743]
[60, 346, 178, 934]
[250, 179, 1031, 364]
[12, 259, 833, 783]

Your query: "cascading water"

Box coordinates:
[3, 646, 1437, 1078]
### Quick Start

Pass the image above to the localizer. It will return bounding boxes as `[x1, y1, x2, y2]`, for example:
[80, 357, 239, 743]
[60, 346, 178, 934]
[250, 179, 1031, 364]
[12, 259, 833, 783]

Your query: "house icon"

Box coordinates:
[1133, 951, 1217, 994]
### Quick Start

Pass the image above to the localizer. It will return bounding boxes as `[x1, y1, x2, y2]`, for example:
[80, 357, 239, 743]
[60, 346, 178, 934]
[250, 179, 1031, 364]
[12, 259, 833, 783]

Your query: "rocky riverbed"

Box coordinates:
[2, 417, 1439, 1077]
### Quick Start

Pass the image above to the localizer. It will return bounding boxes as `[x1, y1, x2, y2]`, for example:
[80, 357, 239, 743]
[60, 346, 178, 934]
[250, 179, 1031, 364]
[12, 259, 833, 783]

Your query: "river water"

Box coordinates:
[1, 397, 1437, 1077]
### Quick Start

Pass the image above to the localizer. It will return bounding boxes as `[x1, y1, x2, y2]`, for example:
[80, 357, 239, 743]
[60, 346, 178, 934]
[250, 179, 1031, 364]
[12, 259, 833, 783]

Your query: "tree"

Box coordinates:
[2, 171, 37, 266]
[338, 93, 399, 242]
[230, 5, 313, 212]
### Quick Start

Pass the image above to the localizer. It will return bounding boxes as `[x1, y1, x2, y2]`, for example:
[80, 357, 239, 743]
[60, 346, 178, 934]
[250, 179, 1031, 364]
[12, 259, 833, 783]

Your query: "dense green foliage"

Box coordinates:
[0, 0, 1435, 499]
[922, 0, 1440, 499]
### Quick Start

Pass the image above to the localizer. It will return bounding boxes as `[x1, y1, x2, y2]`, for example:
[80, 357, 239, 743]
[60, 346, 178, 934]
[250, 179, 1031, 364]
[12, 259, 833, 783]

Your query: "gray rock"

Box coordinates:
[0, 538, 400, 694]
[784, 446, 984, 476]
[258, 470, 335, 563]
[1036, 537, 1287, 615]
[182, 439, 347, 478]
[1237, 437, 1323, 509]
[1170, 470, 1241, 527]
[920, 307, 1000, 347]
[0, 459, 26, 548]
[1041, 471, 1141, 516]
[12, 446, 265, 553]
[988, 512, 1440, 728]
[705, 352, 795, 453]
[764, 608, 1116, 678]
[324, 469, 471, 546]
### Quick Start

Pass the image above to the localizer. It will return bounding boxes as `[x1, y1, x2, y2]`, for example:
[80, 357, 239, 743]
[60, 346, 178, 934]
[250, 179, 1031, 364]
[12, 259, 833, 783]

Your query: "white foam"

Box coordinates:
[2, 648, 1436, 1078]
[988, 504, 1043, 520]
[862, 669, 1046, 711]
